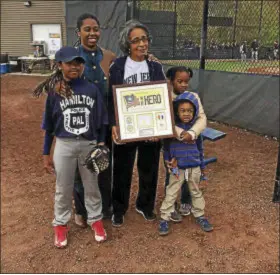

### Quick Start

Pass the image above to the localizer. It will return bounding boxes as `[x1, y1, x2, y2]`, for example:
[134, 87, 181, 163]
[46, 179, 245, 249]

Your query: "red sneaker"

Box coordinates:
[54, 225, 69, 248]
[91, 220, 107, 242]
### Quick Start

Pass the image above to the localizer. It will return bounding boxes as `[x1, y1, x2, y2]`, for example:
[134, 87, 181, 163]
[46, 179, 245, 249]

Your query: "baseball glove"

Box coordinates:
[84, 145, 110, 175]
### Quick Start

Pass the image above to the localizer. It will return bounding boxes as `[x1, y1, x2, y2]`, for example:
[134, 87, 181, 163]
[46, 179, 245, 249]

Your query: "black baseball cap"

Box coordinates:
[55, 46, 85, 63]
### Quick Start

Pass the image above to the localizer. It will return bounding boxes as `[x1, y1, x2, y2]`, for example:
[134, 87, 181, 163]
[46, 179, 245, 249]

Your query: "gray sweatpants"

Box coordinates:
[52, 137, 102, 226]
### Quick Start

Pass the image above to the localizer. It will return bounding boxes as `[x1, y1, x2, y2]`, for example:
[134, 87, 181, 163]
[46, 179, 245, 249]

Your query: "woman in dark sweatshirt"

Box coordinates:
[108, 20, 166, 227]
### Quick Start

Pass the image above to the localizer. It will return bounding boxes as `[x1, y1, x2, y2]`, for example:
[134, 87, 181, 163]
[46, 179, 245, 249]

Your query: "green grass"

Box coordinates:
[162, 59, 279, 74]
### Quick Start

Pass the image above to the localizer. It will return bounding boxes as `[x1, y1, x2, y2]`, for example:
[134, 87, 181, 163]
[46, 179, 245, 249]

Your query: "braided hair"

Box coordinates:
[32, 64, 73, 98]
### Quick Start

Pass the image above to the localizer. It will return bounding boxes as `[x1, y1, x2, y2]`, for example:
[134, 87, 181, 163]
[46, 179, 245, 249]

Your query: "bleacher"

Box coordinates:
[202, 127, 227, 166]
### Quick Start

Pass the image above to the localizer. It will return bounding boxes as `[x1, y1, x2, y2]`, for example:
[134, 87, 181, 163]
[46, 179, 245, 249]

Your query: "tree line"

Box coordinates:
[135, 0, 279, 47]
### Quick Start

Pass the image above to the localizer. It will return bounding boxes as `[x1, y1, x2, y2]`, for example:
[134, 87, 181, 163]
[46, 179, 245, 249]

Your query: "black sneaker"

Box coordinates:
[170, 210, 183, 223]
[136, 207, 156, 221]
[102, 209, 112, 220]
[112, 214, 124, 227]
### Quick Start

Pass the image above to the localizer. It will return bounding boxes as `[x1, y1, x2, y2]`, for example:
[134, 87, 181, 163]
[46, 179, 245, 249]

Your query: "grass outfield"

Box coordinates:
[162, 59, 279, 73]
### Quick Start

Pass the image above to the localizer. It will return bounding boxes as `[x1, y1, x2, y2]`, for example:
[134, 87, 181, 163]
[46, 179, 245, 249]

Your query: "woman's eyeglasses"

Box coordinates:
[129, 36, 150, 45]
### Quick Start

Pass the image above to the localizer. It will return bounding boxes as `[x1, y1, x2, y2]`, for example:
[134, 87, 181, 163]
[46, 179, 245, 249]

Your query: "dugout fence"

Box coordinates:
[131, 0, 279, 138]
[65, 0, 279, 138]
[132, 0, 279, 75]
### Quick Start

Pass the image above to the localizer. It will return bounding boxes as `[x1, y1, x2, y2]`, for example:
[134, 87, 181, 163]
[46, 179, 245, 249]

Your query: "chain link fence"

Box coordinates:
[133, 0, 279, 75]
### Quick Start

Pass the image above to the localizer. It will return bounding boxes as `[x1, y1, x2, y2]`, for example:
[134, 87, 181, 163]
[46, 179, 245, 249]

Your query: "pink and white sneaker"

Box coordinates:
[91, 220, 107, 242]
[54, 225, 69, 248]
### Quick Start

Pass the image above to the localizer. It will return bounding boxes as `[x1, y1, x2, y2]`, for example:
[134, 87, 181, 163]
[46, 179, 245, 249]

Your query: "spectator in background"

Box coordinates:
[217, 43, 223, 50]
[232, 41, 239, 50]
[231, 41, 239, 59]
[195, 43, 200, 58]
[209, 39, 215, 49]
[273, 41, 279, 60]
[226, 42, 231, 50]
[188, 39, 194, 49]
[184, 39, 188, 49]
[251, 39, 259, 61]
[240, 41, 247, 62]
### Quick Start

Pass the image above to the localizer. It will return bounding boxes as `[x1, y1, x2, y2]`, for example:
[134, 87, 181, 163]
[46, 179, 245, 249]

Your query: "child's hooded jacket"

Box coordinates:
[164, 92, 205, 170]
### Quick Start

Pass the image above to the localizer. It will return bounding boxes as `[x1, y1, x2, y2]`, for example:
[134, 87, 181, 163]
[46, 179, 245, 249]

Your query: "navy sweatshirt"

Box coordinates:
[42, 78, 108, 154]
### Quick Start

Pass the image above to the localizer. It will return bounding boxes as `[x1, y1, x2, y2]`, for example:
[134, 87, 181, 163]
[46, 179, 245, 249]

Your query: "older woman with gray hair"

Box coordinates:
[108, 20, 166, 227]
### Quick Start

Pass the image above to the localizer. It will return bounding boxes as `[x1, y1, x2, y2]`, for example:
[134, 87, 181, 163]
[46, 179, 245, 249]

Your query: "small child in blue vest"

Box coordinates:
[159, 92, 213, 235]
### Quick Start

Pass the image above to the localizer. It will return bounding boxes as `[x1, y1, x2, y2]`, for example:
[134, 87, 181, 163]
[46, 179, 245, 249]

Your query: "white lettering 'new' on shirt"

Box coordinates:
[124, 56, 150, 84]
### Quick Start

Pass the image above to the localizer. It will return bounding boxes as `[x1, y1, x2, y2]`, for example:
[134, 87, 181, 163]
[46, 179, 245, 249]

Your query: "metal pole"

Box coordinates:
[258, 0, 263, 42]
[173, 0, 177, 59]
[64, 0, 68, 45]
[127, 0, 136, 21]
[199, 0, 209, 70]
[273, 145, 280, 203]
[131, 0, 136, 19]
[232, 0, 238, 59]
[198, 0, 209, 106]
[126, 0, 131, 21]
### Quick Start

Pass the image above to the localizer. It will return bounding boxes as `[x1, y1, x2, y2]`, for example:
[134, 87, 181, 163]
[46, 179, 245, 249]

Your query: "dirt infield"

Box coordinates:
[247, 66, 280, 75]
[1, 75, 279, 273]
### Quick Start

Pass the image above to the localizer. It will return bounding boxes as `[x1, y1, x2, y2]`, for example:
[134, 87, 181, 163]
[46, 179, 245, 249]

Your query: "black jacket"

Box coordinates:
[251, 41, 258, 51]
[108, 56, 166, 126]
